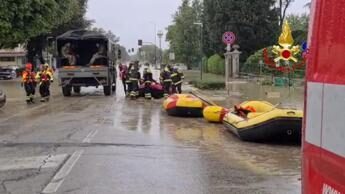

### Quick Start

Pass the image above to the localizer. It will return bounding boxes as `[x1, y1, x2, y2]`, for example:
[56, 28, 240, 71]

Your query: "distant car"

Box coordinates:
[11, 66, 23, 77]
[0, 67, 17, 80]
[175, 64, 188, 71]
[0, 89, 6, 108]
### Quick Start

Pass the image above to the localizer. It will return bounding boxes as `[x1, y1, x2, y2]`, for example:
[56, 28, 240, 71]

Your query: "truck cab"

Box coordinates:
[56, 30, 118, 96]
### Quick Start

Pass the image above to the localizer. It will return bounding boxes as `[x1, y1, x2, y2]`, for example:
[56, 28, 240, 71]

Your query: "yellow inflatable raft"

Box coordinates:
[203, 106, 229, 123]
[223, 101, 303, 142]
[163, 94, 206, 117]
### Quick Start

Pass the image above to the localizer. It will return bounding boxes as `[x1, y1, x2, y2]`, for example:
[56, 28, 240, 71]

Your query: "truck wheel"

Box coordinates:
[73, 86, 81, 94]
[62, 86, 72, 97]
[104, 85, 112, 96]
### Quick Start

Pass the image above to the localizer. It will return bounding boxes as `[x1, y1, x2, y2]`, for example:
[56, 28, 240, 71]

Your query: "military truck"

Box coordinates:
[56, 30, 119, 96]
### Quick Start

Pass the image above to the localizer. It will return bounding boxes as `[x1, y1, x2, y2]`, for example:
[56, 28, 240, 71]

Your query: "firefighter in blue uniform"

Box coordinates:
[128, 62, 141, 99]
[160, 64, 172, 97]
[143, 67, 155, 99]
[171, 67, 184, 94]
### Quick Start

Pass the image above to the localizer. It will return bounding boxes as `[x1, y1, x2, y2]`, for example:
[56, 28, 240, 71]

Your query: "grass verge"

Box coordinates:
[184, 70, 225, 90]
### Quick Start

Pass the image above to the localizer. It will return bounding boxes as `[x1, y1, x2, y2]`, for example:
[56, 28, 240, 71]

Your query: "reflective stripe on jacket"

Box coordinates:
[22, 71, 36, 83]
[36, 70, 53, 83]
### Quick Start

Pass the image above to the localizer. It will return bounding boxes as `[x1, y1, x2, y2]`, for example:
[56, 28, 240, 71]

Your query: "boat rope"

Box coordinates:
[190, 90, 218, 106]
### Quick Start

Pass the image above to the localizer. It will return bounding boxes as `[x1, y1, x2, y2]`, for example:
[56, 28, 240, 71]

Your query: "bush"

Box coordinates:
[261, 79, 273, 86]
[190, 80, 225, 90]
[207, 54, 225, 75]
[242, 46, 273, 74]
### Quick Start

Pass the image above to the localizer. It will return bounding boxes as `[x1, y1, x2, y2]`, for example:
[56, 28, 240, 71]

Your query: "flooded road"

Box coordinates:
[0, 78, 301, 194]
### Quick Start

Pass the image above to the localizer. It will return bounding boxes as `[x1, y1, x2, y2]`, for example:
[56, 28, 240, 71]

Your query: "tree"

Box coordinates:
[0, 0, 90, 64]
[28, 0, 87, 64]
[0, 0, 82, 47]
[305, 2, 311, 8]
[166, 0, 203, 69]
[90, 27, 120, 43]
[277, 0, 294, 27]
[286, 14, 309, 44]
[1, 1, 60, 48]
[51, 0, 92, 37]
[203, 0, 279, 61]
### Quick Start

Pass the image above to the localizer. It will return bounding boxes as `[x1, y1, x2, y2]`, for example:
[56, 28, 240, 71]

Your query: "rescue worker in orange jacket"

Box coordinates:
[22, 63, 36, 104]
[171, 67, 184, 94]
[36, 64, 53, 102]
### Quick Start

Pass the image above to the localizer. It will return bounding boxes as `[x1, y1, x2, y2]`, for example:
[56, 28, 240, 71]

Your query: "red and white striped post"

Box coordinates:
[303, 0, 345, 193]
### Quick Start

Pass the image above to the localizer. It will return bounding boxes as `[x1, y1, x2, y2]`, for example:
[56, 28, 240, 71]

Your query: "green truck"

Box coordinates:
[56, 30, 120, 96]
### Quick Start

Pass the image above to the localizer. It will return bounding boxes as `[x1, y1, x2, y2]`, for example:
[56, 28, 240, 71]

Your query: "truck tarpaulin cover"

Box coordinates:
[57, 30, 108, 41]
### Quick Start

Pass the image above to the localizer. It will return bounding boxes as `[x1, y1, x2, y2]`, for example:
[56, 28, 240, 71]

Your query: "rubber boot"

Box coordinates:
[145, 93, 152, 100]
[31, 94, 35, 102]
[130, 91, 136, 100]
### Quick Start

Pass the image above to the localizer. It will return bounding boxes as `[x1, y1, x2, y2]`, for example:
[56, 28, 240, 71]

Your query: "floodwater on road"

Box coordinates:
[199, 79, 304, 109]
[0, 78, 301, 194]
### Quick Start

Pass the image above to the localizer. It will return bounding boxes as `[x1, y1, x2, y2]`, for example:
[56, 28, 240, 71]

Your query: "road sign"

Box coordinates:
[169, 52, 175, 61]
[302, 41, 308, 52]
[222, 32, 236, 45]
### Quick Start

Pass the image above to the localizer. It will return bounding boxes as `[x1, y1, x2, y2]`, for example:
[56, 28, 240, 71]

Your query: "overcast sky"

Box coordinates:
[86, 0, 309, 51]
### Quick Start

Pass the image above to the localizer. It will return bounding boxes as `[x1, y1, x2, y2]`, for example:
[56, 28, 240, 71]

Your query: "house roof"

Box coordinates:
[0, 51, 26, 57]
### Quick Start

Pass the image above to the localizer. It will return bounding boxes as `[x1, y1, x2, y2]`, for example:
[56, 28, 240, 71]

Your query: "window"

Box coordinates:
[0, 57, 15, 62]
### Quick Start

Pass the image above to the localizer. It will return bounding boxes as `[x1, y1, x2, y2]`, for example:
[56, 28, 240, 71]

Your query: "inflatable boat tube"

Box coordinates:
[223, 101, 303, 142]
[203, 106, 229, 123]
[163, 94, 206, 117]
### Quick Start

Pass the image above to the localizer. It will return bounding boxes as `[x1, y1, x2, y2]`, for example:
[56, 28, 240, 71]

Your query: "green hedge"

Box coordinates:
[190, 80, 225, 90]
[207, 54, 225, 75]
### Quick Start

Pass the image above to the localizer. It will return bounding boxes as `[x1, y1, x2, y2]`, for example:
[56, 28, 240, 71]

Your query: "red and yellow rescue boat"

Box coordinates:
[163, 94, 206, 117]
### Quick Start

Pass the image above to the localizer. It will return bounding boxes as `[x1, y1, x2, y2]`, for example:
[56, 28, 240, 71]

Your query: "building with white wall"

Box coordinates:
[0, 46, 26, 68]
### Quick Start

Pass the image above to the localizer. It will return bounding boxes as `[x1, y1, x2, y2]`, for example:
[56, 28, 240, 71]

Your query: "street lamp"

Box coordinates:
[150, 21, 157, 65]
[157, 30, 164, 66]
[193, 22, 203, 80]
[46, 36, 54, 65]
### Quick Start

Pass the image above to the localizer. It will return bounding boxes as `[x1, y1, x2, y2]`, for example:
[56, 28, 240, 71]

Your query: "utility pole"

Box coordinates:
[194, 22, 203, 80]
[157, 31, 164, 66]
[46, 36, 54, 65]
[151, 22, 157, 66]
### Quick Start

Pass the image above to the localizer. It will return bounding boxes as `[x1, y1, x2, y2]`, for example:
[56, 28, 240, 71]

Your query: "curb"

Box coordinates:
[190, 89, 218, 106]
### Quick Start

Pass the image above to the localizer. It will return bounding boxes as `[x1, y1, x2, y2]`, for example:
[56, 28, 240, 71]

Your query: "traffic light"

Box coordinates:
[132, 48, 134, 52]
[118, 49, 122, 59]
[138, 39, 143, 46]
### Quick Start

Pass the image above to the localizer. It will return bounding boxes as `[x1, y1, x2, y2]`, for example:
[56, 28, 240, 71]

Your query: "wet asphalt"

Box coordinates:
[0, 78, 301, 194]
